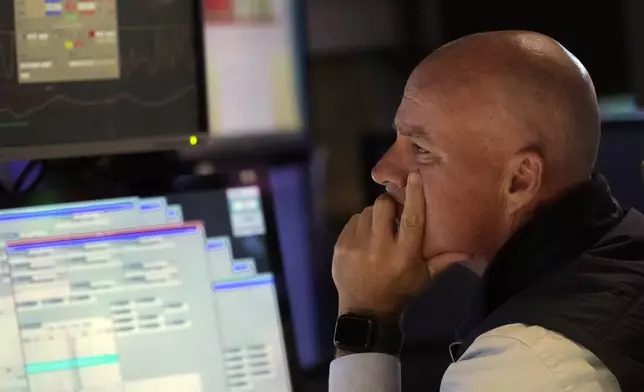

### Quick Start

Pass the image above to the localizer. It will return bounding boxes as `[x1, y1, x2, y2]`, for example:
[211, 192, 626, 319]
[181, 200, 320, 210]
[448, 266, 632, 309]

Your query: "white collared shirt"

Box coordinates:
[329, 324, 621, 391]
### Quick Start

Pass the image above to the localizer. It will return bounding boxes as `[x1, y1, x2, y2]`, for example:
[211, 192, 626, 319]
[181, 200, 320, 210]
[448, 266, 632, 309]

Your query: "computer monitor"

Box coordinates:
[202, 0, 305, 137]
[0, 184, 296, 391]
[0, 0, 305, 160]
[0, 0, 206, 159]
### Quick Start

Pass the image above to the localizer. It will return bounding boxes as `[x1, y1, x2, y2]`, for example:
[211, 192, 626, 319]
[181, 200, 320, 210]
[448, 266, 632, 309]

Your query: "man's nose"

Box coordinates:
[371, 146, 409, 188]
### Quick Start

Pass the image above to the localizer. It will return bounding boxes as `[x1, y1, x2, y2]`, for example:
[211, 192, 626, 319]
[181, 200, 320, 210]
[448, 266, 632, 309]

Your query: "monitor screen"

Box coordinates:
[202, 0, 304, 137]
[0, 186, 293, 391]
[0, 0, 206, 153]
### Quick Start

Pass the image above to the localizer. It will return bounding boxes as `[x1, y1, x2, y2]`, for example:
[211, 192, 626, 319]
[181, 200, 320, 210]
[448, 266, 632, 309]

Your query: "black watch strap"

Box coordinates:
[372, 318, 404, 355]
[334, 313, 404, 356]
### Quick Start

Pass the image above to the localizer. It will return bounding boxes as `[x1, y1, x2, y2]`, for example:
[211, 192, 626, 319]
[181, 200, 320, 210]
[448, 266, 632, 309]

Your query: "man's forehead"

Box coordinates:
[395, 83, 481, 147]
[394, 89, 438, 136]
[398, 72, 490, 126]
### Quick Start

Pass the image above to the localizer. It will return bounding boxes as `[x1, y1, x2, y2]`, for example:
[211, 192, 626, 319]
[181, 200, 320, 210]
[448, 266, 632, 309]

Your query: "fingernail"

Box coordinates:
[408, 172, 420, 184]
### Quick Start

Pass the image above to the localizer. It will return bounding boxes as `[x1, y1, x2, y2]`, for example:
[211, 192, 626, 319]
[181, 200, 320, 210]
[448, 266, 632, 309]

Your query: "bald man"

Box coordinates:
[329, 31, 644, 392]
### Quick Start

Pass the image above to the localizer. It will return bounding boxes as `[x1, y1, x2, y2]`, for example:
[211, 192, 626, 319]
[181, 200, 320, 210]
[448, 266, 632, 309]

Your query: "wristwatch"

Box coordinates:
[333, 313, 404, 355]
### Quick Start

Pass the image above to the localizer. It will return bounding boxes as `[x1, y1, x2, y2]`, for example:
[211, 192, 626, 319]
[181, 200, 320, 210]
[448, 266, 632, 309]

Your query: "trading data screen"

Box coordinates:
[203, 0, 304, 137]
[0, 187, 293, 392]
[0, 0, 203, 148]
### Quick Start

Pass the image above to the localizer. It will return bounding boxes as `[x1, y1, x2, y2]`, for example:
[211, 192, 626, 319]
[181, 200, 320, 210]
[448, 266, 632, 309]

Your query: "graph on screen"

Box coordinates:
[1, 26, 197, 121]
[13, 0, 121, 84]
[0, 0, 204, 149]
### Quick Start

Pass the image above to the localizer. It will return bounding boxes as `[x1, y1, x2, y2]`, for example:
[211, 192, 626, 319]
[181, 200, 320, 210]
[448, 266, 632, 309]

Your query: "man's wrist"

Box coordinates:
[334, 310, 404, 358]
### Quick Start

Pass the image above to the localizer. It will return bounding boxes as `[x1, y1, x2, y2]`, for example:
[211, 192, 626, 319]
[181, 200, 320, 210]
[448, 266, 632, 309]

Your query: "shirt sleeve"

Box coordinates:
[440, 324, 621, 392]
[328, 353, 400, 392]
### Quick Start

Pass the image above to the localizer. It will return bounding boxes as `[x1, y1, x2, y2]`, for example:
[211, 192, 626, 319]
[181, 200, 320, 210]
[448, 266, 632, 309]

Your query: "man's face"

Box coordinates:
[372, 84, 510, 261]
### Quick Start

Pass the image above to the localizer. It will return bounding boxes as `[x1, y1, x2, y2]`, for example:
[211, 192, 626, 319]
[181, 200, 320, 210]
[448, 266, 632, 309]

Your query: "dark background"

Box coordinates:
[441, 1, 631, 95]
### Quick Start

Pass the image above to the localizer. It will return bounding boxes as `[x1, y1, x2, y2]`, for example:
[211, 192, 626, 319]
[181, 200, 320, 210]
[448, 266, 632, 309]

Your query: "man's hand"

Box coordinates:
[332, 172, 471, 318]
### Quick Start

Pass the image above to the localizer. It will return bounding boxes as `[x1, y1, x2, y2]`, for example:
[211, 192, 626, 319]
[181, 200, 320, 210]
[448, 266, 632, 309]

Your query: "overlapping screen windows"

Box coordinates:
[0, 189, 288, 392]
[0, 193, 264, 282]
[0, 191, 268, 316]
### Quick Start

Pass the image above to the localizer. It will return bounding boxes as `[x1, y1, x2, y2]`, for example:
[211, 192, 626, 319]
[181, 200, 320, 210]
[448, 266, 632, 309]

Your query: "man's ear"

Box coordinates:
[503, 151, 544, 216]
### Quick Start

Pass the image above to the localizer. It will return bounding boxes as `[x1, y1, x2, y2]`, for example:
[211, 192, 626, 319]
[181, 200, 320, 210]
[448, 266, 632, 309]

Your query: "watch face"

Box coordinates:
[334, 315, 374, 350]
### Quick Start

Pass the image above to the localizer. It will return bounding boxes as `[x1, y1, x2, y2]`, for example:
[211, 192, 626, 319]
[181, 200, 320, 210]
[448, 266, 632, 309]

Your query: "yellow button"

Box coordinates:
[65, 40, 74, 50]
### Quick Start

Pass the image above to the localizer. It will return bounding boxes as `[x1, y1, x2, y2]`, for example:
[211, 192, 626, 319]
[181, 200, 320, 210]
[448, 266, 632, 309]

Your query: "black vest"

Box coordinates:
[454, 175, 644, 392]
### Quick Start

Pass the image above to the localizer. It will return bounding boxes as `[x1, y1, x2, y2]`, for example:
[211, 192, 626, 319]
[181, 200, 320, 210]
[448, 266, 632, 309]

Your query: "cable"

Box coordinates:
[20, 161, 46, 195]
[12, 161, 41, 193]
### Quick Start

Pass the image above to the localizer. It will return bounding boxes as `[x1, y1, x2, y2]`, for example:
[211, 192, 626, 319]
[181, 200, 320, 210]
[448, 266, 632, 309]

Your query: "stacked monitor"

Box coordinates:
[0, 0, 305, 158]
[0, 184, 295, 391]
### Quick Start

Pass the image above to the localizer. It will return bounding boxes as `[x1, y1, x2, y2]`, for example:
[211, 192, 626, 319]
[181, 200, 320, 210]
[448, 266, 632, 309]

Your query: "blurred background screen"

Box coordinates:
[203, 0, 305, 137]
[0, 0, 305, 157]
[0, 0, 205, 149]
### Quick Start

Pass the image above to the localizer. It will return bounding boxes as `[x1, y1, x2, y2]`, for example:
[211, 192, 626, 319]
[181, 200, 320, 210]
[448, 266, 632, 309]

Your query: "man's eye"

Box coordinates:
[412, 143, 430, 154]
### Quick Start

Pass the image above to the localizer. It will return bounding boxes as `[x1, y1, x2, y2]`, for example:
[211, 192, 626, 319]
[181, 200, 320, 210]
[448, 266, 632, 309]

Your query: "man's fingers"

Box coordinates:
[372, 194, 396, 241]
[337, 214, 360, 246]
[357, 206, 374, 238]
[398, 172, 425, 252]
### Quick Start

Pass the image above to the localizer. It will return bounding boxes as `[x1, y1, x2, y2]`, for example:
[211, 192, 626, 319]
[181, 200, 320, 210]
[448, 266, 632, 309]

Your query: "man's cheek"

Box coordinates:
[421, 198, 442, 256]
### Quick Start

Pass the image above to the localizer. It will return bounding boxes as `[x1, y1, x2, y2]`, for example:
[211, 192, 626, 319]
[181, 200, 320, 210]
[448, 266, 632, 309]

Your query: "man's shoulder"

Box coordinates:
[463, 324, 588, 370]
[475, 324, 603, 364]
[477, 323, 549, 346]
[441, 324, 620, 392]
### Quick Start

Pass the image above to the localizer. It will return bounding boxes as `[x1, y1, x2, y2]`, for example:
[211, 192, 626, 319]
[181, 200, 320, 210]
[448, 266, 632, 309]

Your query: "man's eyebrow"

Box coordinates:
[393, 122, 430, 140]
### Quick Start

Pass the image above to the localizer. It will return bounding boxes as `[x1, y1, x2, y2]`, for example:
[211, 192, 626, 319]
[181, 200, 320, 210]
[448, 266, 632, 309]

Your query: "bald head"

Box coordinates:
[373, 31, 602, 259]
[406, 31, 600, 191]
